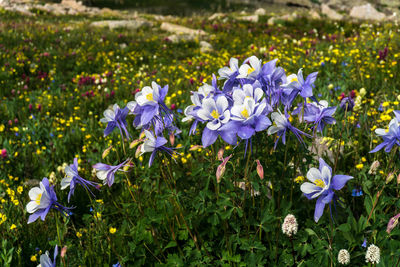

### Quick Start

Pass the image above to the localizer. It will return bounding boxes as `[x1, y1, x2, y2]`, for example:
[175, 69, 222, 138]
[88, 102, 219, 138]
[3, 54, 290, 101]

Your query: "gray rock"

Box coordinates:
[200, 41, 213, 53]
[309, 9, 321, 19]
[237, 14, 259, 22]
[273, 0, 313, 8]
[91, 20, 152, 30]
[166, 34, 196, 43]
[349, 3, 386, 21]
[254, 8, 266, 16]
[208, 12, 225, 20]
[160, 22, 208, 36]
[60, 0, 86, 12]
[325, 0, 368, 12]
[268, 13, 298, 25]
[321, 4, 343, 20]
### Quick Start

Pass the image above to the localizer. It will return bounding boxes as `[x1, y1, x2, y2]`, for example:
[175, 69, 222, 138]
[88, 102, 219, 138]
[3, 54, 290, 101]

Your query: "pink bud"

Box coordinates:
[61, 246, 67, 258]
[216, 155, 232, 183]
[256, 160, 264, 180]
[28, 104, 33, 110]
[189, 145, 202, 151]
[171, 104, 176, 110]
[217, 148, 224, 161]
[37, 104, 42, 111]
[169, 133, 175, 146]
[387, 213, 400, 234]
[135, 144, 142, 158]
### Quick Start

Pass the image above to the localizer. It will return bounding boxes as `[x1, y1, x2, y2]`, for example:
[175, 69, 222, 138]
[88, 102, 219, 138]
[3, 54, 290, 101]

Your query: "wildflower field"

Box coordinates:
[1, 8, 400, 266]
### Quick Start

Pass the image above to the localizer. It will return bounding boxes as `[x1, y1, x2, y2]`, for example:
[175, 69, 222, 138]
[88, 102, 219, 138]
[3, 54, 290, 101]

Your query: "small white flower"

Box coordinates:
[365, 244, 380, 264]
[282, 214, 298, 237]
[337, 249, 350, 265]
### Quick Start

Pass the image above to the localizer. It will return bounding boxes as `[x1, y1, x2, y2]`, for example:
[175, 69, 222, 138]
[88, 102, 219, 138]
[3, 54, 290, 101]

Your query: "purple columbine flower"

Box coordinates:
[300, 158, 353, 222]
[281, 69, 318, 106]
[61, 158, 98, 202]
[339, 96, 355, 112]
[38, 245, 58, 267]
[218, 57, 240, 92]
[370, 112, 400, 153]
[26, 178, 71, 224]
[131, 82, 171, 127]
[294, 100, 337, 133]
[140, 130, 174, 167]
[93, 158, 130, 187]
[100, 104, 130, 140]
[267, 111, 311, 149]
[197, 95, 237, 147]
[224, 85, 271, 140]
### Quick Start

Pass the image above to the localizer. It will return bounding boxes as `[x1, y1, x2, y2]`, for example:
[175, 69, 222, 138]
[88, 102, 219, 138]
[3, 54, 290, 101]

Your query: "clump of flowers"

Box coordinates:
[365, 244, 380, 264]
[282, 214, 298, 237]
[183, 56, 336, 150]
[337, 249, 350, 265]
[38, 245, 58, 267]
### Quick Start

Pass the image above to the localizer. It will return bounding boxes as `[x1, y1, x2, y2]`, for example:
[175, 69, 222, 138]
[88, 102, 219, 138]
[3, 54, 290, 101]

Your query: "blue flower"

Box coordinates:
[92, 158, 130, 187]
[268, 111, 311, 149]
[300, 158, 353, 222]
[352, 187, 363, 197]
[281, 69, 318, 107]
[61, 158, 98, 202]
[370, 113, 400, 153]
[100, 104, 130, 140]
[140, 130, 175, 167]
[26, 178, 71, 224]
[38, 245, 57, 267]
[296, 100, 336, 133]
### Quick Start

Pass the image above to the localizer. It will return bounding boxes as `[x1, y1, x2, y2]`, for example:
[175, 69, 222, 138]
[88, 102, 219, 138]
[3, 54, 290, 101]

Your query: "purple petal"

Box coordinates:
[331, 175, 353, 190]
[238, 126, 255, 140]
[370, 141, 387, 153]
[202, 128, 218, 147]
[140, 106, 158, 126]
[318, 158, 332, 175]
[314, 197, 326, 223]
[28, 212, 41, 224]
[255, 116, 271, 132]
[104, 122, 116, 136]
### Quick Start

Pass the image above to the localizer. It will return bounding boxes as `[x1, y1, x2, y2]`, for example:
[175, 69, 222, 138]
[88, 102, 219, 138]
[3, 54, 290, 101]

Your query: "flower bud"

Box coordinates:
[61, 246, 67, 258]
[102, 145, 113, 159]
[217, 147, 224, 161]
[1, 149, 7, 159]
[135, 144, 142, 158]
[387, 213, 400, 234]
[256, 160, 264, 180]
[216, 155, 232, 183]
[386, 172, 395, 184]
[169, 133, 175, 146]
[368, 160, 380, 175]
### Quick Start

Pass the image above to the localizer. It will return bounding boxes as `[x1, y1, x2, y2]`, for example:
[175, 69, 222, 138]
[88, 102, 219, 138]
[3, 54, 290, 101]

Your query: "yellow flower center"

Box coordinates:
[241, 108, 249, 118]
[290, 76, 298, 83]
[247, 67, 255, 74]
[146, 93, 153, 101]
[211, 109, 220, 119]
[35, 193, 42, 205]
[314, 179, 325, 188]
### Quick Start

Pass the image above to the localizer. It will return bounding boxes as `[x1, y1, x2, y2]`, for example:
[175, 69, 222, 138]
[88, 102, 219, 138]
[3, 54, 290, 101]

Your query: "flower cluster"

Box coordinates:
[282, 214, 298, 237]
[183, 56, 336, 149]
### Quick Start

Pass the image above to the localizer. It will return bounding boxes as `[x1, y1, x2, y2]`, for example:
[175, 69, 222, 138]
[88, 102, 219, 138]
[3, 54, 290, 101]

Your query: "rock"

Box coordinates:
[268, 13, 297, 25]
[273, 0, 313, 8]
[349, 3, 386, 21]
[377, 0, 400, 8]
[321, 4, 343, 20]
[99, 7, 120, 17]
[5, 5, 33, 16]
[254, 8, 266, 16]
[60, 0, 86, 12]
[200, 41, 213, 53]
[326, 0, 368, 12]
[166, 34, 196, 43]
[160, 22, 208, 36]
[91, 20, 152, 30]
[237, 14, 259, 22]
[309, 9, 321, 19]
[208, 12, 225, 20]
